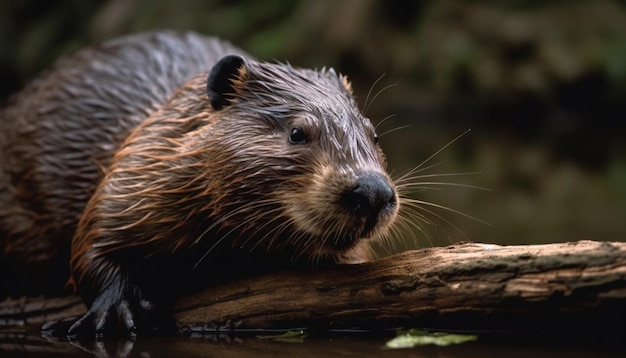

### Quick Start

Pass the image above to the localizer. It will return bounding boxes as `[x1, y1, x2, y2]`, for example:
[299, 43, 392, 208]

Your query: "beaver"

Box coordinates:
[0, 30, 398, 337]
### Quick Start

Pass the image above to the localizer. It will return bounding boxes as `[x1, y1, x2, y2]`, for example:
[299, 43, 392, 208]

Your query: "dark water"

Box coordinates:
[2, 330, 625, 358]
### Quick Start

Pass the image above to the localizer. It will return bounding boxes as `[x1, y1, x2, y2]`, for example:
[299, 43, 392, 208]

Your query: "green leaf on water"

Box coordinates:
[256, 330, 308, 343]
[385, 329, 478, 348]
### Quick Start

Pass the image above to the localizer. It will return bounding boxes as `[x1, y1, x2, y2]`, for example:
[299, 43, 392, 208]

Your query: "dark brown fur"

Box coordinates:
[0, 31, 245, 296]
[0, 31, 398, 337]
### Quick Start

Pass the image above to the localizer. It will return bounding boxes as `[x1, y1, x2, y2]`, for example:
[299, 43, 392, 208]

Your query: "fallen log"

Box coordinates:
[2, 240, 626, 337]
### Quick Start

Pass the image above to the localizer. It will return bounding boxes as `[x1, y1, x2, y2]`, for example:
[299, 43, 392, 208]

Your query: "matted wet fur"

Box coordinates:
[0, 31, 246, 297]
[0, 31, 398, 337]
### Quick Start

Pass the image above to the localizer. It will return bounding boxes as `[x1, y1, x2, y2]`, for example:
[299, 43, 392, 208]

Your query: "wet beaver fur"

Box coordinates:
[0, 31, 398, 337]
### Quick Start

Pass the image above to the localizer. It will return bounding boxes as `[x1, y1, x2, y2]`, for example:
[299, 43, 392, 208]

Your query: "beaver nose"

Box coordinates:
[341, 172, 396, 219]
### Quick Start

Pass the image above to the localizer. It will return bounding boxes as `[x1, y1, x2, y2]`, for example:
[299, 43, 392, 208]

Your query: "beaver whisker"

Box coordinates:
[381, 178, 488, 251]
[192, 231, 231, 270]
[399, 129, 473, 180]
[291, 218, 342, 264]
[270, 224, 305, 256]
[376, 129, 487, 248]
[324, 220, 349, 248]
[192, 201, 283, 269]
[193, 197, 280, 244]
[289, 231, 318, 264]
[310, 231, 337, 266]
[396, 200, 437, 229]
[276, 223, 315, 258]
[381, 212, 416, 252]
[194, 203, 272, 255]
[363, 74, 399, 116]
[363, 73, 386, 114]
[392, 160, 449, 183]
[377, 124, 412, 139]
[395, 171, 483, 185]
[387, 218, 410, 252]
[401, 197, 489, 226]
[265, 222, 312, 264]
[394, 202, 439, 247]
[252, 217, 290, 250]
[365, 82, 398, 115]
[398, 200, 470, 244]
[244, 210, 294, 252]
[295, 222, 330, 255]
[397, 181, 490, 192]
[373, 113, 397, 132]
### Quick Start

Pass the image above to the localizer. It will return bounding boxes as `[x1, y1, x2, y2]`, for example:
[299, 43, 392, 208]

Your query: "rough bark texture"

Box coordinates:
[2, 240, 626, 336]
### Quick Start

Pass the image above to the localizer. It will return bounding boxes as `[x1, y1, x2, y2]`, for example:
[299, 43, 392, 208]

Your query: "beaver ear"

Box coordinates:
[206, 55, 247, 110]
[340, 75, 354, 96]
[327, 68, 353, 96]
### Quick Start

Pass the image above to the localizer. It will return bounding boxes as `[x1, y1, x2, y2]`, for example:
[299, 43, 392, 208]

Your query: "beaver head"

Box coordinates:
[72, 55, 399, 277]
[203, 55, 398, 259]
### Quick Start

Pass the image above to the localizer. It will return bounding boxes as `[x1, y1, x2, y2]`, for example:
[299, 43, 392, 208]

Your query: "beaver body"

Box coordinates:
[0, 31, 246, 297]
[0, 31, 398, 337]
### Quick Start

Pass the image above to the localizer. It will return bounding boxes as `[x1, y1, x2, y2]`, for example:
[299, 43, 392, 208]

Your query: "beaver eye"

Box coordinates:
[373, 133, 379, 144]
[289, 128, 307, 144]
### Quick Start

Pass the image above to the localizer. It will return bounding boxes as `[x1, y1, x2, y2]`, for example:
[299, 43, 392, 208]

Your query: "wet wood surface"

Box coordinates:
[2, 240, 626, 336]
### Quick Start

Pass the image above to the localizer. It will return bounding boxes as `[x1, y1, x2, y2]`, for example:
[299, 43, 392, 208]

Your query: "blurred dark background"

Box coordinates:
[1, 0, 625, 247]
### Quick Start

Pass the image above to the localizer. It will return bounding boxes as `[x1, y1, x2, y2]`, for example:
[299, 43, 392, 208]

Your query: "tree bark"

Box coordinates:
[2, 240, 626, 336]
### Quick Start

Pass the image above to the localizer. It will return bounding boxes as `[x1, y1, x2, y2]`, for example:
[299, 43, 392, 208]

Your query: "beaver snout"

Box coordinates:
[341, 172, 397, 226]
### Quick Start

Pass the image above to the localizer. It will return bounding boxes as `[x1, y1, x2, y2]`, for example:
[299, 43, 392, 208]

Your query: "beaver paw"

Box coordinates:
[68, 298, 139, 339]
[67, 300, 143, 339]
[67, 279, 152, 339]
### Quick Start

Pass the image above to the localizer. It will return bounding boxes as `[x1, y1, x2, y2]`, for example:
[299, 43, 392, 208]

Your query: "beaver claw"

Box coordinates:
[65, 274, 152, 339]
[63, 283, 175, 339]
[67, 298, 138, 339]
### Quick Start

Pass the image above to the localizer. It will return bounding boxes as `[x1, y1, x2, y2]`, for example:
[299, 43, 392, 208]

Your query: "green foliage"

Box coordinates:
[257, 330, 308, 343]
[386, 329, 478, 348]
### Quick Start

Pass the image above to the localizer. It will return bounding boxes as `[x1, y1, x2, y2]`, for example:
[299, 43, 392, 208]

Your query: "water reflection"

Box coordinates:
[2, 330, 625, 358]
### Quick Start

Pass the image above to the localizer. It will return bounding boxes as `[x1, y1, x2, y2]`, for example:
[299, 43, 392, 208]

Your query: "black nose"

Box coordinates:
[341, 172, 396, 219]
